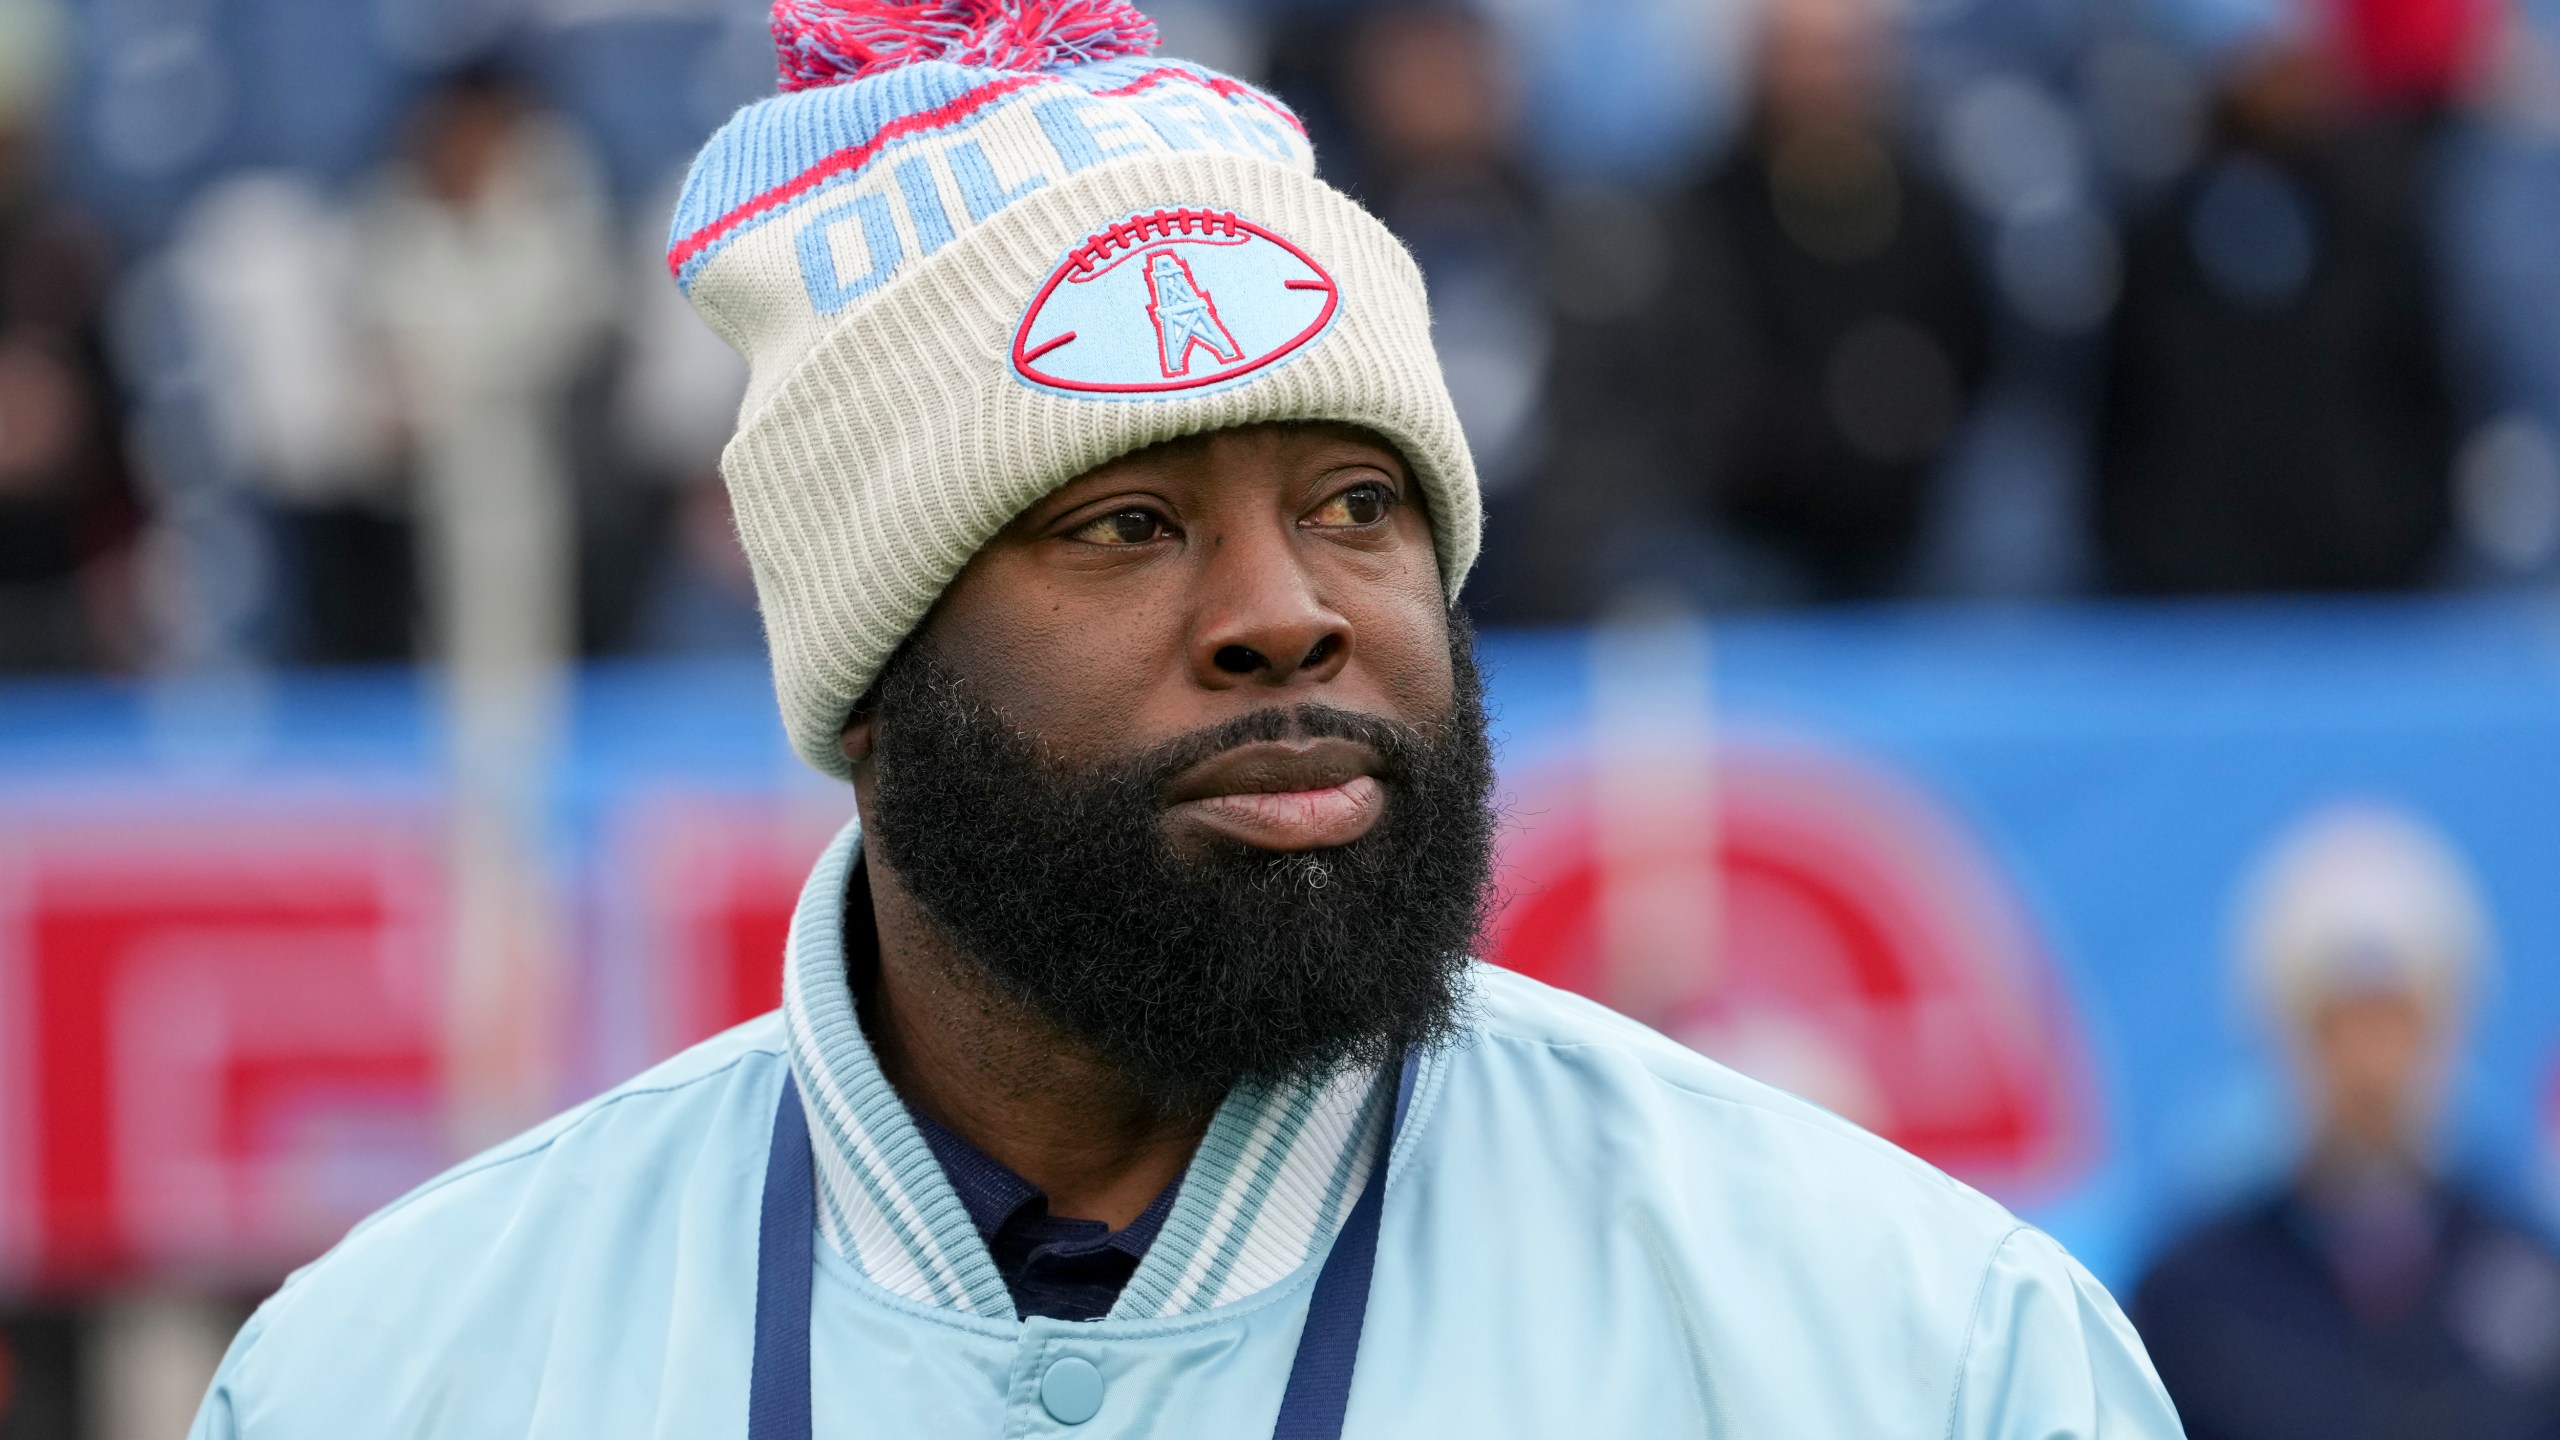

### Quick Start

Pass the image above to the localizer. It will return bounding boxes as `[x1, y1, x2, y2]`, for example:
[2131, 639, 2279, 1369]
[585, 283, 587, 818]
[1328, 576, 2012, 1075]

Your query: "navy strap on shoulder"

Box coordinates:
[1267, 1046, 1418, 1440]
[748, 1073, 816, 1440]
[747, 1051, 1416, 1440]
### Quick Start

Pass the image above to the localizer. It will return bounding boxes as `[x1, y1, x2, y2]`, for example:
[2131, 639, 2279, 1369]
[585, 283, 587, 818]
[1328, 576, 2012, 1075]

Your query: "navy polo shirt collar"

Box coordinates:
[906, 1104, 1183, 1322]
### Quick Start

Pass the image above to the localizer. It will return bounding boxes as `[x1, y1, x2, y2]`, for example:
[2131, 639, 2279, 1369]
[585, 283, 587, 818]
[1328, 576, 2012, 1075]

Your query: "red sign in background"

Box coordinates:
[0, 805, 443, 1291]
[1488, 741, 2096, 1195]
[602, 797, 849, 1068]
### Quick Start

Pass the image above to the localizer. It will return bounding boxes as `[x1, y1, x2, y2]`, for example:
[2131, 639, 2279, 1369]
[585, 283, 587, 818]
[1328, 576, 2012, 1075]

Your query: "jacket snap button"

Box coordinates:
[1040, 1356, 1103, 1425]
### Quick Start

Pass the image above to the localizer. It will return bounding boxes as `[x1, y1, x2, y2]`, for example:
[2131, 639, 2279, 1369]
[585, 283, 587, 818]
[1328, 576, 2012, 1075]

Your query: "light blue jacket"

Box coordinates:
[191, 821, 2182, 1438]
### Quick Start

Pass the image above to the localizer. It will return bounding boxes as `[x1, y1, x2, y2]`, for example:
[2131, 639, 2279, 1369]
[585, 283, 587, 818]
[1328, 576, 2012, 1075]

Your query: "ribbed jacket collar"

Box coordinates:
[779, 818, 1392, 1321]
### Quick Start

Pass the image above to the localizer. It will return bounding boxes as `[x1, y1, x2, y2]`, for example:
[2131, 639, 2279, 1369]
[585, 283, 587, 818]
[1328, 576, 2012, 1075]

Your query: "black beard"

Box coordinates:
[863, 614, 1497, 1113]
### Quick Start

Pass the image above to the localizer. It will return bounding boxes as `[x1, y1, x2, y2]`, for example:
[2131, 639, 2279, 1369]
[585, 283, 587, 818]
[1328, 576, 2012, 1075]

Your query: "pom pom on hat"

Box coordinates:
[771, 0, 1159, 89]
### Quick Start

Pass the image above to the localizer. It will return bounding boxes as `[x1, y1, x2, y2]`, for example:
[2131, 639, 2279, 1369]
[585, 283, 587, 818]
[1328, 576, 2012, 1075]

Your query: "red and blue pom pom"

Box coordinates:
[771, 0, 1160, 89]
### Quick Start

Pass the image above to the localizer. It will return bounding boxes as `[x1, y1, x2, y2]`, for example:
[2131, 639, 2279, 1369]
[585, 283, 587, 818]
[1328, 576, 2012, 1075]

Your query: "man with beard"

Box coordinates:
[190, 3, 2181, 1437]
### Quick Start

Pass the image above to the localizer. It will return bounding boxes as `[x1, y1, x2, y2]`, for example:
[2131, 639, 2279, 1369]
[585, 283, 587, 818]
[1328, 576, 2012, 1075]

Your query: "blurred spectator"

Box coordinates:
[360, 63, 612, 685]
[2095, 18, 2470, 594]
[2437, 8, 2560, 584]
[1329, 4, 1572, 621]
[612, 169, 755, 655]
[1319, 1, 1744, 622]
[2135, 804, 2560, 1439]
[0, 0, 137, 672]
[1341, 4, 1547, 485]
[170, 173, 405, 664]
[1629, 0, 1992, 605]
[361, 64, 612, 1146]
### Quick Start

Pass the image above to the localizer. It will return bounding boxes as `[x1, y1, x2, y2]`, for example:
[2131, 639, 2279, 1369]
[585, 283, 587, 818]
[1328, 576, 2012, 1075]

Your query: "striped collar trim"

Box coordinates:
[780, 818, 1392, 1321]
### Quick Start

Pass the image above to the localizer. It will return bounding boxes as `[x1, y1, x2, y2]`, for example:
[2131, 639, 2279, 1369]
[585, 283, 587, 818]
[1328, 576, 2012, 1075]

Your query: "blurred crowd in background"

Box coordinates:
[5, 0, 2560, 1433]
[0, 0, 2555, 682]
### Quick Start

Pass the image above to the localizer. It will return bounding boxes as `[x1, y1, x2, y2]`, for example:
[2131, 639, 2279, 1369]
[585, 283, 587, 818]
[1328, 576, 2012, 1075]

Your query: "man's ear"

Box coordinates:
[842, 632, 920, 776]
[839, 712, 877, 770]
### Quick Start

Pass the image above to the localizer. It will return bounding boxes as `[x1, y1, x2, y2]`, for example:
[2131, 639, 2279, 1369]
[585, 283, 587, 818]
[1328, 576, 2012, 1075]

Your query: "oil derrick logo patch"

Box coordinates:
[1145, 252, 1243, 377]
[1013, 208, 1339, 397]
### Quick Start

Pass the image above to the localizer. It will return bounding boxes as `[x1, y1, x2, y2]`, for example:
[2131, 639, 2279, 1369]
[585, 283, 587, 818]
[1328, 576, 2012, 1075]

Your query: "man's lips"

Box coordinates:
[1162, 737, 1388, 851]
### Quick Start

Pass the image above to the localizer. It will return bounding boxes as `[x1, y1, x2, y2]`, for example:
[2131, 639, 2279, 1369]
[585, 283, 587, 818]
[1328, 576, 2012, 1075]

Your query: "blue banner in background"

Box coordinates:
[3, 594, 2557, 1293]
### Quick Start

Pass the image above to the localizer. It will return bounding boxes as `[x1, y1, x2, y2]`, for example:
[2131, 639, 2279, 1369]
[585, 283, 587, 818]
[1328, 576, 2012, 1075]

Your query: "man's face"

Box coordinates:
[870, 421, 1457, 849]
[2307, 986, 2436, 1157]
[844, 422, 1495, 1109]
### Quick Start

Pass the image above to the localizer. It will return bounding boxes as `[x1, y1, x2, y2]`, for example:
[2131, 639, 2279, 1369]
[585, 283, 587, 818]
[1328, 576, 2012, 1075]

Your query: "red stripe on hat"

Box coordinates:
[668, 73, 1046, 278]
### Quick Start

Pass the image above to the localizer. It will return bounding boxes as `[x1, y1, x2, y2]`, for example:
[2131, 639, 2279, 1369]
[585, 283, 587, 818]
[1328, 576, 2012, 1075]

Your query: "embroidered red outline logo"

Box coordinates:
[1012, 208, 1339, 396]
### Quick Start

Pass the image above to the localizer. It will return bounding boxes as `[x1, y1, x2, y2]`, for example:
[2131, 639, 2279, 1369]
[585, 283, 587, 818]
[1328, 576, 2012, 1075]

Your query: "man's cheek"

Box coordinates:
[1364, 617, 1458, 717]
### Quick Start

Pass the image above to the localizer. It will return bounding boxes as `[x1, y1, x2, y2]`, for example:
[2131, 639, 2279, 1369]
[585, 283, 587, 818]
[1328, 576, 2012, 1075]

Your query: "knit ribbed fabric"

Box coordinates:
[672, 51, 1479, 777]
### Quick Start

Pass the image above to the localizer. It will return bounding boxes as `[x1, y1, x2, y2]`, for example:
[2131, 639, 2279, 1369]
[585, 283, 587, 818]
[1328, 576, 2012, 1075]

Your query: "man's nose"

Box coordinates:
[1188, 521, 1352, 689]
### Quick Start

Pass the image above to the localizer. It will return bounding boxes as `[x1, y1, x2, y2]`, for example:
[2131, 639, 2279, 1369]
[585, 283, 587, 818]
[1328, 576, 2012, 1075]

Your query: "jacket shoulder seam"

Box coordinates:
[1942, 1224, 2032, 1440]
[206, 1305, 274, 1439]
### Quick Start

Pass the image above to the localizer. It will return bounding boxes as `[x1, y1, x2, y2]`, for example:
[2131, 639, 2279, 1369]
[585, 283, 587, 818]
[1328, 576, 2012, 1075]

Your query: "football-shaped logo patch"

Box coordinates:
[1012, 208, 1339, 397]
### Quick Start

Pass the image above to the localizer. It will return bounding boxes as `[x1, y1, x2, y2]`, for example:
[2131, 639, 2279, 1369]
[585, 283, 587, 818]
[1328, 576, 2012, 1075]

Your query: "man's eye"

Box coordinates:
[1071, 509, 1167, 545]
[1309, 482, 1393, 528]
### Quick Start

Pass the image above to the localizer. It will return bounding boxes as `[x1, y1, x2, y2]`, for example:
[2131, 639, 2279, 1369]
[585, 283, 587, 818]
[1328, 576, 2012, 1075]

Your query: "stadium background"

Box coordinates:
[3, 0, 2560, 1433]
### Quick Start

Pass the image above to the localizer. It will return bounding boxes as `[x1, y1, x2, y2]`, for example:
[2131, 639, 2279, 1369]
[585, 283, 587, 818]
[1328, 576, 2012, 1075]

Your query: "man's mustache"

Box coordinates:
[1114, 704, 1429, 794]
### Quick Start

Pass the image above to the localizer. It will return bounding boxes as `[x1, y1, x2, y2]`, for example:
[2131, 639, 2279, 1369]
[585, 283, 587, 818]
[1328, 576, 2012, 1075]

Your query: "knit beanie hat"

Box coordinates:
[671, 0, 1483, 778]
